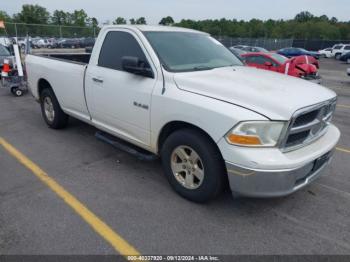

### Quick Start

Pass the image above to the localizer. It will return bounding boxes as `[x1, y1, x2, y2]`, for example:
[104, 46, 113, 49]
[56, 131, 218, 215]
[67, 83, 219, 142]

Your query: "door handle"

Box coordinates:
[92, 77, 104, 83]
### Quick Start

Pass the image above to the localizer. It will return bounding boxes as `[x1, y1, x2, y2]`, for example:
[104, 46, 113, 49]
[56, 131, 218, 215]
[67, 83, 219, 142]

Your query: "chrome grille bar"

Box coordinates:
[280, 98, 337, 152]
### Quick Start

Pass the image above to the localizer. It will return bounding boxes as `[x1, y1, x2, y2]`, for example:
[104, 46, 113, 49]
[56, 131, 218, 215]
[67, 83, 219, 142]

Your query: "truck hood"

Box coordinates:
[173, 66, 336, 120]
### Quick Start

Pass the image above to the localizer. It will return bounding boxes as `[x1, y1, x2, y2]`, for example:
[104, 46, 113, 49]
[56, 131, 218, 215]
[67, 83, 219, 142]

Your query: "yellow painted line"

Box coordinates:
[337, 104, 350, 109]
[0, 137, 141, 258]
[336, 147, 350, 154]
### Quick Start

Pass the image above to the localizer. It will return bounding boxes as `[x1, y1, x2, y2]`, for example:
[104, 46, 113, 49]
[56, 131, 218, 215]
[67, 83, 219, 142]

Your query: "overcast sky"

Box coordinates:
[2, 0, 349, 24]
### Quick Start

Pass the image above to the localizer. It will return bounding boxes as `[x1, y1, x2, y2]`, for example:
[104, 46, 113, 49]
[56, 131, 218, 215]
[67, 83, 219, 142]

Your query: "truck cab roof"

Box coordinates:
[101, 25, 206, 34]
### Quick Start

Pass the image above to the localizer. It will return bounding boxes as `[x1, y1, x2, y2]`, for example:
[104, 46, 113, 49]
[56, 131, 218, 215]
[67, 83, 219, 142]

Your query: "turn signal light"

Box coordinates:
[227, 134, 262, 145]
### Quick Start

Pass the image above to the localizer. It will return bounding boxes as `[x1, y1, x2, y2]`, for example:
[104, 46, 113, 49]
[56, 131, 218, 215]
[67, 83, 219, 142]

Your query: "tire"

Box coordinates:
[347, 58, 350, 64]
[11, 87, 23, 97]
[161, 129, 226, 203]
[335, 53, 341, 60]
[40, 88, 69, 129]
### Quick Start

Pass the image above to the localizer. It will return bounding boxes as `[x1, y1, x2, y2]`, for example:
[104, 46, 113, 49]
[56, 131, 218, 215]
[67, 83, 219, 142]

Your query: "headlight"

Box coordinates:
[226, 121, 286, 147]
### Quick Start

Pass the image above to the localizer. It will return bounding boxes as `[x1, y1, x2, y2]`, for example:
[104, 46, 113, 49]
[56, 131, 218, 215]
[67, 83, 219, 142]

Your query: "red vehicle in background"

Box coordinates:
[241, 52, 320, 83]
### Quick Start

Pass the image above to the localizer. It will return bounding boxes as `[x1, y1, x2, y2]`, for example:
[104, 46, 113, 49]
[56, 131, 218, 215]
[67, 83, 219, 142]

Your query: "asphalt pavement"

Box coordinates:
[0, 58, 350, 256]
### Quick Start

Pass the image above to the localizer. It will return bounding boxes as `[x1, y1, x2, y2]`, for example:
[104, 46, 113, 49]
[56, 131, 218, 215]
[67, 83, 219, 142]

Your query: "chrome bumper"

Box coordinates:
[226, 150, 333, 198]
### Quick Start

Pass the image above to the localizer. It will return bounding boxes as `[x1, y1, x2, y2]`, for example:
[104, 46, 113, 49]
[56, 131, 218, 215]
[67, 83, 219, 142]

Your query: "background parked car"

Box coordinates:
[35, 39, 51, 48]
[277, 47, 321, 59]
[17, 37, 29, 50]
[232, 45, 269, 53]
[228, 47, 247, 59]
[332, 44, 350, 60]
[340, 52, 350, 64]
[293, 54, 319, 69]
[79, 37, 96, 48]
[319, 48, 333, 58]
[331, 44, 343, 58]
[242, 52, 320, 81]
[242, 46, 269, 53]
[58, 38, 81, 48]
[47, 38, 59, 48]
[232, 45, 248, 50]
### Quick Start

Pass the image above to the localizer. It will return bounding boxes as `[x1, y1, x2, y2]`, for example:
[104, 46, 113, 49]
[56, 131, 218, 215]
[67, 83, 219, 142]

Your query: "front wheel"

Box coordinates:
[161, 129, 226, 203]
[335, 54, 341, 60]
[347, 58, 350, 64]
[40, 88, 69, 129]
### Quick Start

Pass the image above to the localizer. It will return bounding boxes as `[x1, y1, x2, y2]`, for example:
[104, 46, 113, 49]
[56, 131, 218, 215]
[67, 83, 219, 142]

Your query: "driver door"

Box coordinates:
[85, 30, 157, 148]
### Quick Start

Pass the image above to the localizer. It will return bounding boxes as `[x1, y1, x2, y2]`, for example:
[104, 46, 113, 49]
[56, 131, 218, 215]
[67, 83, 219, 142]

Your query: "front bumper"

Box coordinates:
[226, 151, 333, 197]
[218, 124, 340, 197]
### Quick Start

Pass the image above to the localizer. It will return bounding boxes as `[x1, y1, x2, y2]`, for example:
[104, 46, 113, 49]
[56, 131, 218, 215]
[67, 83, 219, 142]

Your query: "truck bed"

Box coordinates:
[26, 53, 90, 120]
[36, 53, 91, 64]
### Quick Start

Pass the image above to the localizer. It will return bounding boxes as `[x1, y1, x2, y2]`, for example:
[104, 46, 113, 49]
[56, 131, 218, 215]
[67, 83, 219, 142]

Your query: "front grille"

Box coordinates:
[293, 110, 319, 127]
[285, 130, 310, 147]
[281, 99, 336, 151]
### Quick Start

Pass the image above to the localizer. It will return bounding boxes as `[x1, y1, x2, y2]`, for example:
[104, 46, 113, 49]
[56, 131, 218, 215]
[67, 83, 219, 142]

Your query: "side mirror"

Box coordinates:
[264, 61, 273, 67]
[122, 56, 154, 78]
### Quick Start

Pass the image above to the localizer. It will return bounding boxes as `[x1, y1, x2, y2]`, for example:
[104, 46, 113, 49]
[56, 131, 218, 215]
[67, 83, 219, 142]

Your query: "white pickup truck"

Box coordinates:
[26, 25, 340, 202]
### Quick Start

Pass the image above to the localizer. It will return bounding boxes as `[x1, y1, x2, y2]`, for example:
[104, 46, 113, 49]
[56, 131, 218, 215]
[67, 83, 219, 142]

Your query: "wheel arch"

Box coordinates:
[38, 78, 53, 98]
[157, 121, 221, 156]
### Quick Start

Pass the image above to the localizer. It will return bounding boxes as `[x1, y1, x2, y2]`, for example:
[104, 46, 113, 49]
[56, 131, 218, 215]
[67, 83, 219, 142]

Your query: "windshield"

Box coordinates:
[229, 47, 246, 56]
[270, 53, 288, 64]
[0, 44, 10, 56]
[255, 47, 268, 52]
[144, 31, 243, 72]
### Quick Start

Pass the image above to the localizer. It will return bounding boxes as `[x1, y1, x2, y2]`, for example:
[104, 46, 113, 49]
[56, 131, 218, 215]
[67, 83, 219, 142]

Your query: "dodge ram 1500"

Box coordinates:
[26, 25, 340, 202]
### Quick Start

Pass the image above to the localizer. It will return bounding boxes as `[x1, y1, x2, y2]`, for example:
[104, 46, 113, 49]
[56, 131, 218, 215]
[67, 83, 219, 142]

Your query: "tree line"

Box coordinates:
[0, 5, 350, 40]
[176, 12, 350, 40]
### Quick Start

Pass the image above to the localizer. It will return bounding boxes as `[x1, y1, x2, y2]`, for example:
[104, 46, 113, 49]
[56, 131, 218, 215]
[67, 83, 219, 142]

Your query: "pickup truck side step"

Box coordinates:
[95, 131, 158, 161]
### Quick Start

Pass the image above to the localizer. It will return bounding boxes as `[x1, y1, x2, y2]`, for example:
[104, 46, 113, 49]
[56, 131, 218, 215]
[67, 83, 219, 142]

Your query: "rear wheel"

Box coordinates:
[161, 129, 226, 203]
[40, 88, 69, 129]
[335, 53, 341, 60]
[347, 58, 350, 64]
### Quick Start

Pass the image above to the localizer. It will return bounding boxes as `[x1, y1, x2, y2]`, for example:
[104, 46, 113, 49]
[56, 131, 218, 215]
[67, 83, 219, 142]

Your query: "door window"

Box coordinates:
[98, 31, 150, 71]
